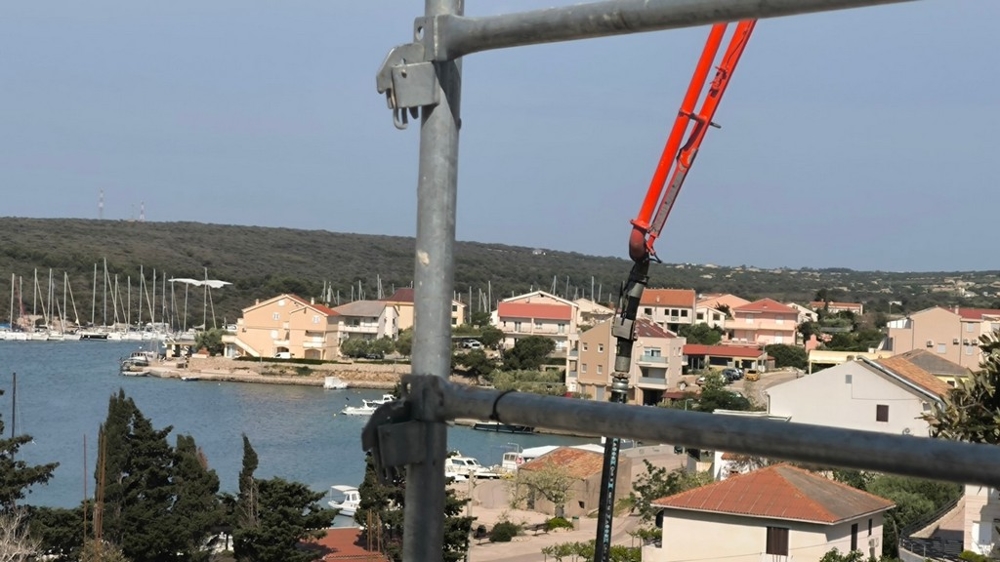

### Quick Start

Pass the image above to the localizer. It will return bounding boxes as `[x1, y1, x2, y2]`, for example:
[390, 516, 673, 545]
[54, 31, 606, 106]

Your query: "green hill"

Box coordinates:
[0, 217, 995, 327]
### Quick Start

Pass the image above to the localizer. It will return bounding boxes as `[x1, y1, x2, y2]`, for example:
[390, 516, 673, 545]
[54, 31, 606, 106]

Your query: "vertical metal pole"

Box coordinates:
[405, 0, 463, 559]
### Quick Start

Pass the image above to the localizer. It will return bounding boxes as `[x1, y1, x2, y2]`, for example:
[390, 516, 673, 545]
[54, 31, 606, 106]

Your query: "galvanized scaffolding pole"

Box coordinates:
[375, 0, 927, 560]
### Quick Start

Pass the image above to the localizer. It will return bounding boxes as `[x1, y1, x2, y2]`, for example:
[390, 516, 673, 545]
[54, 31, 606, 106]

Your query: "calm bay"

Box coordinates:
[0, 340, 594, 510]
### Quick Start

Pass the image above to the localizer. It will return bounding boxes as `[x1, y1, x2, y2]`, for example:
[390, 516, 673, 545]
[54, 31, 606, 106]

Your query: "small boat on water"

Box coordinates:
[472, 421, 535, 434]
[328, 485, 361, 517]
[340, 403, 378, 416]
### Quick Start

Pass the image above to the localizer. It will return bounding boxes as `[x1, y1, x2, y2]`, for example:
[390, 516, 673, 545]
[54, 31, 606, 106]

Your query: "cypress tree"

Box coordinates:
[172, 434, 223, 562]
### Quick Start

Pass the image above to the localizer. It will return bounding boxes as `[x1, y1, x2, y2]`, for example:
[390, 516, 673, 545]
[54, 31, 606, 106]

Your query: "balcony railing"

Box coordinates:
[568, 349, 579, 357]
[637, 376, 668, 388]
[637, 355, 667, 365]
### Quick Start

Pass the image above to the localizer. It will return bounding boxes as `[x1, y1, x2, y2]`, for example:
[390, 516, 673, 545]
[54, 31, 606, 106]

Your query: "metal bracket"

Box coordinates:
[376, 40, 440, 130]
[360, 375, 447, 484]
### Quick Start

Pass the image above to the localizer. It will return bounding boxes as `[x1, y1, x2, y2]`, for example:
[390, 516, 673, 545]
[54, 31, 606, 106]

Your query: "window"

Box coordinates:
[597, 365, 603, 375]
[680, 310, 688, 318]
[451, 318, 457, 326]
[312, 315, 321, 324]
[765, 527, 789, 556]
[598, 344, 604, 353]
[851, 523, 859, 551]
[697, 312, 704, 321]
[966, 346, 974, 356]
[583, 343, 589, 352]
[845, 374, 853, 384]
[534, 321, 543, 329]
[937, 343, 947, 354]
[966, 323, 975, 333]
[646, 347, 662, 357]
[643, 307, 653, 316]
[876, 404, 889, 422]
[581, 364, 587, 374]
[272, 312, 280, 320]
[558, 323, 566, 334]
[713, 313, 721, 321]
[868, 518, 873, 536]
[514, 321, 522, 332]
[452, 304, 458, 312]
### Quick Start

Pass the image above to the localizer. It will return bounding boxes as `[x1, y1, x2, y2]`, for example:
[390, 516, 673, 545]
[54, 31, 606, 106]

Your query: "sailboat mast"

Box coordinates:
[102, 258, 108, 327]
[91, 263, 97, 326]
[138, 266, 144, 330]
[151, 269, 156, 326]
[67, 272, 80, 325]
[8, 274, 14, 329]
[202, 267, 208, 331]
[32, 269, 37, 319]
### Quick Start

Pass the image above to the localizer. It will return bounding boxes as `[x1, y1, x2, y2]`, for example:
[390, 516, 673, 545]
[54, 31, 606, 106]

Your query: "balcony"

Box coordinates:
[567, 371, 577, 379]
[637, 355, 667, 366]
[637, 376, 668, 388]
[568, 349, 579, 358]
[302, 338, 325, 349]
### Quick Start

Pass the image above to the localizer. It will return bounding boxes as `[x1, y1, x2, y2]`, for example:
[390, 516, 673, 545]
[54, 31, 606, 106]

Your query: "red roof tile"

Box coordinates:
[287, 294, 340, 316]
[635, 318, 675, 339]
[957, 307, 1000, 320]
[384, 288, 415, 304]
[870, 356, 951, 398]
[653, 465, 894, 524]
[683, 344, 765, 359]
[520, 447, 605, 480]
[640, 289, 696, 308]
[302, 528, 389, 561]
[734, 298, 798, 315]
[497, 302, 572, 321]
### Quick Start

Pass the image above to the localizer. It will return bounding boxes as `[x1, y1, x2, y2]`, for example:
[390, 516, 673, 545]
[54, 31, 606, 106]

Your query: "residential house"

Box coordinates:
[302, 527, 389, 561]
[806, 349, 893, 374]
[785, 302, 819, 324]
[639, 289, 696, 333]
[644, 465, 894, 562]
[810, 301, 865, 315]
[963, 485, 1000, 556]
[576, 318, 685, 405]
[765, 357, 949, 436]
[731, 298, 799, 346]
[694, 304, 729, 331]
[517, 446, 632, 518]
[382, 287, 466, 330]
[491, 291, 578, 353]
[573, 298, 615, 327]
[227, 294, 340, 360]
[883, 306, 1000, 370]
[683, 344, 769, 373]
[891, 349, 972, 388]
[697, 293, 750, 313]
[331, 300, 398, 341]
[709, 411, 791, 481]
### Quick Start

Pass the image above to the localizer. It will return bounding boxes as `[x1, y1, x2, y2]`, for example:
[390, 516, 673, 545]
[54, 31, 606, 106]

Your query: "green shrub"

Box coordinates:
[488, 521, 520, 543]
[294, 366, 313, 376]
[959, 551, 990, 562]
[546, 517, 573, 531]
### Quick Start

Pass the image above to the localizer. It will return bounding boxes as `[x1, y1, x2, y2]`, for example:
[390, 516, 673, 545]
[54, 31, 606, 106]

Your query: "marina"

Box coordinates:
[0, 340, 595, 511]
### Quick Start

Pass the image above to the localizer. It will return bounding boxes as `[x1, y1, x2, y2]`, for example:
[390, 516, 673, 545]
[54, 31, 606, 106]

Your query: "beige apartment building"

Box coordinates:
[575, 318, 685, 406]
[383, 288, 466, 330]
[331, 300, 398, 341]
[731, 298, 799, 345]
[227, 294, 341, 360]
[640, 288, 697, 332]
[883, 306, 1000, 370]
[491, 291, 578, 352]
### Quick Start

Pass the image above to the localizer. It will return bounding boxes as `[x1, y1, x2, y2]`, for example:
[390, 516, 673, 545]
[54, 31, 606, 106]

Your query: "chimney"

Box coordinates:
[255, 299, 260, 305]
[311, 297, 316, 305]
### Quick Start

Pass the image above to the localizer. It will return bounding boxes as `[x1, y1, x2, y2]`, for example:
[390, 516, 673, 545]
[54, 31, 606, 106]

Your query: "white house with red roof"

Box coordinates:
[883, 305, 1000, 369]
[576, 318, 686, 405]
[228, 294, 341, 360]
[490, 291, 578, 353]
[683, 343, 770, 373]
[644, 464, 894, 562]
[639, 288, 697, 332]
[731, 298, 800, 346]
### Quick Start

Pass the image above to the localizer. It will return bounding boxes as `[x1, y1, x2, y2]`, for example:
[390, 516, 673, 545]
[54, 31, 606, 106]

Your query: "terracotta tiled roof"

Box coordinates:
[640, 289, 696, 308]
[683, 344, 765, 359]
[301, 528, 389, 561]
[734, 298, 798, 315]
[520, 447, 604, 480]
[957, 307, 1000, 320]
[870, 356, 951, 398]
[809, 301, 864, 310]
[652, 465, 894, 524]
[286, 294, 340, 316]
[635, 318, 675, 339]
[384, 288, 415, 304]
[497, 302, 572, 321]
[896, 349, 971, 378]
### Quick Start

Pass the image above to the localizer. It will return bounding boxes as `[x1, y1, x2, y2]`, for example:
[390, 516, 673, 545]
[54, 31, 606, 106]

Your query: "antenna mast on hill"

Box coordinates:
[139, 202, 145, 222]
[98, 190, 104, 220]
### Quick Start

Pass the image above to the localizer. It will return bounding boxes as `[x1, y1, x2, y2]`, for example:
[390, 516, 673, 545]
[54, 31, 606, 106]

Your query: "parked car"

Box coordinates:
[461, 339, 483, 350]
[721, 368, 742, 382]
[365, 352, 385, 360]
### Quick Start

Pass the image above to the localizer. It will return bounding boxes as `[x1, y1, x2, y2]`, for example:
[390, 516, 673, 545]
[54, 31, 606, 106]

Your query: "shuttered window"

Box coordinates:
[766, 527, 789, 556]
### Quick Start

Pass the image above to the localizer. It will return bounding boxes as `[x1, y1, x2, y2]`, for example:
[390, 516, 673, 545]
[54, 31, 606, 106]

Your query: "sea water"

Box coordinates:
[0, 341, 594, 509]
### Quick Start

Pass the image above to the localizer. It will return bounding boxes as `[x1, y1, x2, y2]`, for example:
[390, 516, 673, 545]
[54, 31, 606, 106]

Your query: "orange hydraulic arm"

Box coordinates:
[628, 19, 756, 263]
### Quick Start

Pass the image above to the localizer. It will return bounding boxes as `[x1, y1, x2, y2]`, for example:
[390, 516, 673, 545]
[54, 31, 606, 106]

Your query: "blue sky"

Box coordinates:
[1, 1, 996, 272]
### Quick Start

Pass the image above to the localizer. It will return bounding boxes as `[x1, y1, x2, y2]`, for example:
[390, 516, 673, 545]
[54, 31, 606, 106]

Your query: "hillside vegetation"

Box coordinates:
[0, 217, 997, 326]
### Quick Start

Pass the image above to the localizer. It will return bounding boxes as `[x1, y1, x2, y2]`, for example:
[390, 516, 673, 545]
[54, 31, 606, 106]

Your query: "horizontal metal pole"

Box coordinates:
[432, 380, 1000, 488]
[430, 0, 919, 60]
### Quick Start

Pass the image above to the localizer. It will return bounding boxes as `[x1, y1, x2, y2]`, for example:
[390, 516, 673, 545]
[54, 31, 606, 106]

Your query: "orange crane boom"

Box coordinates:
[629, 19, 757, 263]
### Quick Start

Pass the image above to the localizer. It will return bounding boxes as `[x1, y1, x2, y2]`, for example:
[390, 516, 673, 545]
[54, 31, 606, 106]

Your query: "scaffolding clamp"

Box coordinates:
[361, 375, 447, 483]
[376, 40, 440, 130]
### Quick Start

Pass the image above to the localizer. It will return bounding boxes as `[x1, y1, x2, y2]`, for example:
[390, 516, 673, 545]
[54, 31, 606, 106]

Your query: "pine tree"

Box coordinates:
[172, 435, 223, 562]
[233, 436, 337, 562]
[0, 388, 57, 510]
[356, 453, 473, 562]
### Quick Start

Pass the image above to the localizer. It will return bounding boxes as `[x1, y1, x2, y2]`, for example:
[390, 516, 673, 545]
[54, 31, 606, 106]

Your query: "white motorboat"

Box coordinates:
[340, 403, 378, 416]
[328, 485, 361, 517]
